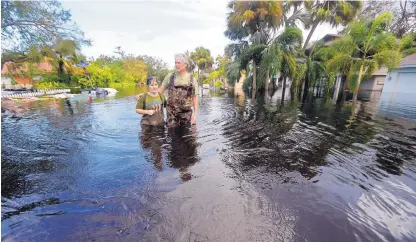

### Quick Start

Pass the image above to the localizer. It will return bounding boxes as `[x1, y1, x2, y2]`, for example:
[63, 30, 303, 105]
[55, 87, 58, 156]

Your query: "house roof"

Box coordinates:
[305, 34, 342, 51]
[1, 61, 53, 75]
[322, 34, 341, 42]
[373, 67, 388, 76]
[399, 53, 416, 68]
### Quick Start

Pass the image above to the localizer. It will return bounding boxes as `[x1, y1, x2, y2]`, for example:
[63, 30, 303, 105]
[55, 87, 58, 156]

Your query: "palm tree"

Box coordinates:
[226, 60, 242, 87]
[283, 1, 311, 28]
[325, 12, 402, 102]
[302, 0, 362, 50]
[225, 0, 283, 98]
[260, 27, 303, 101]
[300, 41, 329, 102]
[258, 40, 282, 91]
[190, 47, 214, 85]
[239, 43, 267, 97]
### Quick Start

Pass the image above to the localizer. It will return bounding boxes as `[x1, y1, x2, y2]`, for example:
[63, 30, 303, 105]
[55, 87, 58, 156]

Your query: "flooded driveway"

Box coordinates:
[2, 89, 416, 241]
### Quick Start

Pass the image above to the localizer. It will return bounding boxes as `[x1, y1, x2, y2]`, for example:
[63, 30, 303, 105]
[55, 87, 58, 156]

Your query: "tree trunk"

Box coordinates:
[303, 21, 319, 50]
[352, 63, 364, 103]
[282, 76, 287, 101]
[273, 76, 279, 90]
[302, 75, 310, 103]
[252, 61, 257, 99]
[58, 57, 64, 76]
[340, 75, 348, 103]
[332, 74, 342, 103]
[264, 69, 269, 91]
[290, 78, 296, 100]
[298, 80, 304, 100]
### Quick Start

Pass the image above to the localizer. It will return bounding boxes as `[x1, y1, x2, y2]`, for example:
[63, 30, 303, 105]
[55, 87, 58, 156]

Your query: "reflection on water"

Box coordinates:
[2, 88, 416, 241]
[139, 125, 200, 181]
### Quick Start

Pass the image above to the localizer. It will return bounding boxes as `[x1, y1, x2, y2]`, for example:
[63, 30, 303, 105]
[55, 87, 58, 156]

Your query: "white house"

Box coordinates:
[378, 53, 416, 119]
[383, 53, 416, 93]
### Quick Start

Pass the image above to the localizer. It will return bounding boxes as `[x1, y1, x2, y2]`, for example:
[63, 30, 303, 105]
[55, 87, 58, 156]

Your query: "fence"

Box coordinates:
[1, 89, 71, 99]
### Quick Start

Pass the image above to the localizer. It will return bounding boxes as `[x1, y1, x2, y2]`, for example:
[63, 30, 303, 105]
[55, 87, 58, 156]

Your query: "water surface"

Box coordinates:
[2, 89, 416, 241]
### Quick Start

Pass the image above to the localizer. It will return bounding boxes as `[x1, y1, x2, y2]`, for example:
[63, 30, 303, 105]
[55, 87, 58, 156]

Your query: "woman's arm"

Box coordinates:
[157, 73, 170, 93]
[191, 95, 198, 124]
[136, 109, 155, 115]
[156, 85, 165, 94]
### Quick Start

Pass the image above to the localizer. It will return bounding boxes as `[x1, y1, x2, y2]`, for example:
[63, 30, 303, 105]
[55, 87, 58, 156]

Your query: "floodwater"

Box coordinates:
[2, 88, 416, 242]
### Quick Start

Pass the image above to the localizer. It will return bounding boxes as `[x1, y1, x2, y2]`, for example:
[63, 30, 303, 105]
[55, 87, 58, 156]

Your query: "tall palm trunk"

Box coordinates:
[252, 60, 257, 99]
[264, 69, 269, 91]
[340, 75, 348, 103]
[58, 54, 64, 76]
[352, 63, 364, 102]
[290, 79, 296, 101]
[332, 74, 342, 103]
[297, 80, 304, 100]
[302, 75, 310, 103]
[303, 21, 319, 50]
[281, 76, 287, 101]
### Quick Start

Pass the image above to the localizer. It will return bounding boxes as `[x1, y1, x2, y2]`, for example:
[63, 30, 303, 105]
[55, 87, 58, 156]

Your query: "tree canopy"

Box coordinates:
[1, 0, 90, 52]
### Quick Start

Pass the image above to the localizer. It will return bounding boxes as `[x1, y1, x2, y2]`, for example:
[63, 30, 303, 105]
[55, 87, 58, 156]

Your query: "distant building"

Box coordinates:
[1, 61, 53, 89]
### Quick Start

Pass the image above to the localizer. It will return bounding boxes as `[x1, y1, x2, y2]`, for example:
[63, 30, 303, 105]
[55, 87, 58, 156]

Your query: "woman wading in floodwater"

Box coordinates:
[158, 53, 199, 126]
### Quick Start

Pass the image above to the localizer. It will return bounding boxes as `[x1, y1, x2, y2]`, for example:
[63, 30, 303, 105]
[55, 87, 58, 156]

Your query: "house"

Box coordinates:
[1, 61, 53, 89]
[305, 34, 341, 55]
[377, 53, 416, 119]
[308, 34, 390, 96]
[358, 67, 388, 92]
[383, 53, 416, 92]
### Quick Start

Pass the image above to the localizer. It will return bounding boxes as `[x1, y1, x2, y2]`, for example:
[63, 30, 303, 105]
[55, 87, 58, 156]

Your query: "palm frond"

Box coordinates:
[327, 53, 353, 74]
[348, 20, 367, 47]
[366, 12, 393, 44]
[402, 48, 416, 57]
[399, 33, 416, 53]
[368, 32, 397, 53]
[373, 50, 401, 72]
[258, 43, 282, 85]
[226, 60, 242, 84]
[281, 52, 296, 77]
[292, 62, 307, 88]
[326, 36, 356, 57]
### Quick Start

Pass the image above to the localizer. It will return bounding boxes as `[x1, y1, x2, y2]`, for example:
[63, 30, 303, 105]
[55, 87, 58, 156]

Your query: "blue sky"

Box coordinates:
[62, 0, 337, 68]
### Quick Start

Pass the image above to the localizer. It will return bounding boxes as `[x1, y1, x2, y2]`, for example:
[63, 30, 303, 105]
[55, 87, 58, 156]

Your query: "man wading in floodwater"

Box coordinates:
[157, 53, 199, 126]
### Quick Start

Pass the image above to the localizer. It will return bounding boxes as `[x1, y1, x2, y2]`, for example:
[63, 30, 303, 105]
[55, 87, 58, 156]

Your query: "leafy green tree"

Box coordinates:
[302, 0, 362, 50]
[1, 0, 90, 52]
[138, 55, 170, 83]
[190, 47, 214, 85]
[225, 0, 283, 97]
[325, 13, 403, 102]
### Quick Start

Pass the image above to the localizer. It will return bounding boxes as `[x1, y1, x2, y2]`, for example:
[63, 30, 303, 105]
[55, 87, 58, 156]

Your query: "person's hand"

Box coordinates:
[191, 113, 197, 125]
[147, 110, 155, 115]
[155, 104, 161, 112]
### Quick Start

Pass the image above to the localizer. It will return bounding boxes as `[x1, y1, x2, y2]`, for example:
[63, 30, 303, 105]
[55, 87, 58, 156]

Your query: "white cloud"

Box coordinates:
[62, 0, 337, 68]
